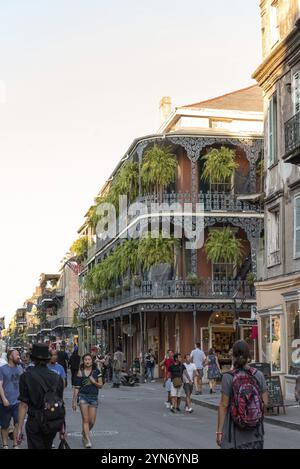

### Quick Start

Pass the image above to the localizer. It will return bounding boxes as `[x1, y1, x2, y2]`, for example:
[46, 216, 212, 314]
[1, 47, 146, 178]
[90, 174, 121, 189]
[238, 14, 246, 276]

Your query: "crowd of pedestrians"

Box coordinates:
[2, 337, 298, 450]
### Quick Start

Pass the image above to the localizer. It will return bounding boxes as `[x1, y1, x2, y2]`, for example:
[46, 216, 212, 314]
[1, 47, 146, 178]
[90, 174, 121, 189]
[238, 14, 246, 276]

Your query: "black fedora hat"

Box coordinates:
[30, 343, 51, 360]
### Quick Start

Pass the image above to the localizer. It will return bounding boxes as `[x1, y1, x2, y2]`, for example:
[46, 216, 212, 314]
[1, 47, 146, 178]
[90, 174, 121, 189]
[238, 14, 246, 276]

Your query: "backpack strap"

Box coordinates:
[30, 368, 58, 394]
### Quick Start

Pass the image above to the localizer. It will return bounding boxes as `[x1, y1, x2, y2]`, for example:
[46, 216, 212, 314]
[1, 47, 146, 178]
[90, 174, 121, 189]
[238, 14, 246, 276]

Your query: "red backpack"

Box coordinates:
[228, 367, 264, 430]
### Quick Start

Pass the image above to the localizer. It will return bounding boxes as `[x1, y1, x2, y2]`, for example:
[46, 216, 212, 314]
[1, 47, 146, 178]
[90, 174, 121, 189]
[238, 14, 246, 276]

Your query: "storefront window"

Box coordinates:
[286, 301, 300, 375]
[261, 314, 282, 372]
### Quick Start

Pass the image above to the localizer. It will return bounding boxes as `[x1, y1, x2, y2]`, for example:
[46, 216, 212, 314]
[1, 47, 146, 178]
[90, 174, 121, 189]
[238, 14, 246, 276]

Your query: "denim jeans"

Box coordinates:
[145, 366, 155, 380]
[113, 370, 121, 384]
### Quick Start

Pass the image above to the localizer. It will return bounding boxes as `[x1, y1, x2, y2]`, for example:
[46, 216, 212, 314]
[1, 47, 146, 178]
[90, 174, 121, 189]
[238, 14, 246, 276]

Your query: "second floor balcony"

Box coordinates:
[49, 317, 74, 330]
[86, 278, 255, 315]
[284, 111, 300, 164]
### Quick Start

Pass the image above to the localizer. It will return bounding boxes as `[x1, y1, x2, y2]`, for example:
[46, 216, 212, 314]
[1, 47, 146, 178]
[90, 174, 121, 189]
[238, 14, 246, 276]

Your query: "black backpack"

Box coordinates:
[31, 369, 65, 434]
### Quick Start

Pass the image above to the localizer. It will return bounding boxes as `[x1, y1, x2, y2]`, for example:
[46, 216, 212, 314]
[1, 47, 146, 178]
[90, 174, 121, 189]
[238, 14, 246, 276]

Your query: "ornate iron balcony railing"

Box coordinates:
[285, 111, 300, 161]
[84, 192, 262, 263]
[88, 279, 254, 315]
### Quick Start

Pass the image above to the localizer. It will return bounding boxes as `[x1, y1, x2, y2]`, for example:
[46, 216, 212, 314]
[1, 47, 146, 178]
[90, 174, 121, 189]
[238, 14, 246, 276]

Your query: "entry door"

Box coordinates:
[200, 327, 210, 353]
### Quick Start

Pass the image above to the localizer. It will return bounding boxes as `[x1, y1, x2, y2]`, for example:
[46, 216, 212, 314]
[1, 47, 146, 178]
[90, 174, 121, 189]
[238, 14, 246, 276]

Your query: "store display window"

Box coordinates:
[286, 301, 300, 375]
[261, 313, 282, 373]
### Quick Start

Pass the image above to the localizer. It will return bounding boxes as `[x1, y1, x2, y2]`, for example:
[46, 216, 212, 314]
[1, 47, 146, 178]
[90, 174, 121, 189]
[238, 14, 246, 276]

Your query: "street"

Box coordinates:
[34, 377, 300, 450]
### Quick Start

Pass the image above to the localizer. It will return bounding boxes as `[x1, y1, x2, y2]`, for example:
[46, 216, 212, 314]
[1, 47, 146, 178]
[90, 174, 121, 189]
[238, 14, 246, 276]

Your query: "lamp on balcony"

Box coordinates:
[232, 290, 245, 342]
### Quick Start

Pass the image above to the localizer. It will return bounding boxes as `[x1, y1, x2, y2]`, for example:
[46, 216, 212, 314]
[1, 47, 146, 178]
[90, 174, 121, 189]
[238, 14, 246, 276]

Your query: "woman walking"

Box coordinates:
[216, 340, 268, 449]
[72, 353, 103, 448]
[207, 348, 221, 394]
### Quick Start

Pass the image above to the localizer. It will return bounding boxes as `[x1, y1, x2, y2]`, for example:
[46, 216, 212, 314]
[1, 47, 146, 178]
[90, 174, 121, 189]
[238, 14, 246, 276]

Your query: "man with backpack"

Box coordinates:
[217, 340, 268, 449]
[17, 343, 65, 449]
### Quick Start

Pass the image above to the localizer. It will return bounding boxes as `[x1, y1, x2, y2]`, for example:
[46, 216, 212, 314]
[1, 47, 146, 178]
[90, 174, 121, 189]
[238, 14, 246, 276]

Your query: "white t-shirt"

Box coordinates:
[183, 362, 197, 383]
[190, 348, 206, 369]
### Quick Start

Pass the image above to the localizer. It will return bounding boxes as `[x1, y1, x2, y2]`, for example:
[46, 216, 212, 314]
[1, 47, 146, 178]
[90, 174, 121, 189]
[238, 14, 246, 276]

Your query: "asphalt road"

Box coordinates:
[40, 378, 300, 450]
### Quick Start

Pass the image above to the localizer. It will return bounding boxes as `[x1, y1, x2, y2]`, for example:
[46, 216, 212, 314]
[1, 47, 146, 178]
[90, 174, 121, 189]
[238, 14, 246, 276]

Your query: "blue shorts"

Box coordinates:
[78, 395, 98, 408]
[0, 403, 19, 429]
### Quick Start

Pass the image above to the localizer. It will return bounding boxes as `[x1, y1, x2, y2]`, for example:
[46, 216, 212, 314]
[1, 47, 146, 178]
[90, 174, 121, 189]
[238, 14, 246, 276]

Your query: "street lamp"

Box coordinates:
[233, 290, 245, 342]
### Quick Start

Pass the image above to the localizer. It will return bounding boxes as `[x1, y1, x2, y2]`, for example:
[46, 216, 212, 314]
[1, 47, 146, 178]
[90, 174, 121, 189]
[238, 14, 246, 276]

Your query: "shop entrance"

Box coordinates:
[201, 311, 257, 370]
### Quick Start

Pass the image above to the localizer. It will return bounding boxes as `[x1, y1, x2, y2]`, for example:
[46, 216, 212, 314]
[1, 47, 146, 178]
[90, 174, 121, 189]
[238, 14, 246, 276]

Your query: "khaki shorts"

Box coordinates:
[170, 383, 183, 398]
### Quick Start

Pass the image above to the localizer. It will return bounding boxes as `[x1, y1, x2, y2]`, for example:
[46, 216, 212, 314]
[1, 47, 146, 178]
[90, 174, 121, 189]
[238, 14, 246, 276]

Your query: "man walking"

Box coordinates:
[183, 354, 197, 413]
[160, 350, 174, 408]
[0, 349, 23, 449]
[168, 353, 184, 413]
[144, 349, 156, 383]
[57, 345, 69, 387]
[48, 350, 67, 383]
[17, 343, 65, 449]
[112, 347, 125, 388]
[191, 342, 206, 395]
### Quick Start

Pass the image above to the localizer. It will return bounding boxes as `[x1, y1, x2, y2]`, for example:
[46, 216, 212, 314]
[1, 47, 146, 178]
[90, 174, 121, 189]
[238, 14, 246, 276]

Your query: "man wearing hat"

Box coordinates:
[17, 343, 65, 449]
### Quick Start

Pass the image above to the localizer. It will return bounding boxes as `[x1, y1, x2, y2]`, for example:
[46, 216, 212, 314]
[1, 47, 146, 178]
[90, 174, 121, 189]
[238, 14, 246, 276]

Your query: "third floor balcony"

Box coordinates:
[284, 111, 300, 164]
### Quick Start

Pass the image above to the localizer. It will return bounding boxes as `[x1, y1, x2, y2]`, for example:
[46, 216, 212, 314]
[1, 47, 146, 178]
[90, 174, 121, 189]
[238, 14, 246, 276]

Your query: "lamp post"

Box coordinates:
[233, 290, 245, 342]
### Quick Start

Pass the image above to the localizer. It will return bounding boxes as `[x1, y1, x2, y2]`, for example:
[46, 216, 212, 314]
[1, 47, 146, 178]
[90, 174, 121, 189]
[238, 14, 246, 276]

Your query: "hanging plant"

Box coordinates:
[246, 272, 256, 286]
[186, 273, 203, 286]
[205, 227, 243, 265]
[137, 232, 179, 272]
[141, 144, 177, 197]
[201, 146, 238, 184]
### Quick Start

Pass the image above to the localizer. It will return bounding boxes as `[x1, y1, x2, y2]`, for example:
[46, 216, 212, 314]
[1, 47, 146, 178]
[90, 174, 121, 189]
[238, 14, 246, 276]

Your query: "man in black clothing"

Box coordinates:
[17, 343, 65, 449]
[57, 346, 69, 387]
[168, 353, 184, 413]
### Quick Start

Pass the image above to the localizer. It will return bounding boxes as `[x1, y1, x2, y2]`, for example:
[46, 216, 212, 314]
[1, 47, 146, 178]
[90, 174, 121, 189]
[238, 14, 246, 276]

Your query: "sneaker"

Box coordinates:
[85, 441, 92, 449]
[188, 408, 193, 413]
[51, 443, 56, 449]
[144, 379, 147, 383]
[170, 406, 176, 413]
[185, 406, 189, 412]
[165, 402, 171, 409]
[176, 407, 181, 412]
[151, 380, 155, 383]
[210, 389, 213, 394]
[3, 445, 9, 449]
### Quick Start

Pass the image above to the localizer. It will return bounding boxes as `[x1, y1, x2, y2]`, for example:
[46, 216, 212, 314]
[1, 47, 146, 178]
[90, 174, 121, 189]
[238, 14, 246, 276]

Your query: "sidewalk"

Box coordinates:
[191, 385, 300, 431]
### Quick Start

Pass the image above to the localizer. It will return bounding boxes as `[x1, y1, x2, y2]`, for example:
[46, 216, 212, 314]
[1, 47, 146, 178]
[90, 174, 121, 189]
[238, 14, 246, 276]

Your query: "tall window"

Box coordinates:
[294, 196, 300, 258]
[293, 71, 300, 115]
[267, 208, 280, 265]
[268, 93, 278, 166]
[213, 263, 234, 282]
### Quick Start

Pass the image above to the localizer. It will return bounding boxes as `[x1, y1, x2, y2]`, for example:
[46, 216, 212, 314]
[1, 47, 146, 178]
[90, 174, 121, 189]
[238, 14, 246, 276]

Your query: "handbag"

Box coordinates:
[58, 438, 71, 449]
[172, 377, 183, 388]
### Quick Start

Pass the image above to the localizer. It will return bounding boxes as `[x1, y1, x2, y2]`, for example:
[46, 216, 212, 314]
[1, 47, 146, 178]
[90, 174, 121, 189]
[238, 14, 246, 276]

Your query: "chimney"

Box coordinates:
[159, 96, 172, 124]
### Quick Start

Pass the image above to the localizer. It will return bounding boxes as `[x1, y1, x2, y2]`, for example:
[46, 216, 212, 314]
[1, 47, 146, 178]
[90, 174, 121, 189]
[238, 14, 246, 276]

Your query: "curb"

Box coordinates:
[191, 398, 300, 432]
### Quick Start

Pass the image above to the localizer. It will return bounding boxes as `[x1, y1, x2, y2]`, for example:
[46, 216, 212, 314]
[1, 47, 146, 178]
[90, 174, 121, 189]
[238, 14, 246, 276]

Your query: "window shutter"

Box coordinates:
[268, 99, 274, 165]
[295, 197, 300, 257]
[294, 72, 300, 114]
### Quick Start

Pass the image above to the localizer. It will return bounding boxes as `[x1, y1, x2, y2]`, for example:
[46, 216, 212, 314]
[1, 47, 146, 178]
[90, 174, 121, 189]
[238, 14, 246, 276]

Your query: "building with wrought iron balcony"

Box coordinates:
[253, 0, 300, 399]
[77, 85, 264, 370]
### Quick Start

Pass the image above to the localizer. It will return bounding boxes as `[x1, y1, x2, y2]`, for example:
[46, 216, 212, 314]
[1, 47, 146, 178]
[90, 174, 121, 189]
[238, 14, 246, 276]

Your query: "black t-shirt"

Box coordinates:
[19, 365, 64, 414]
[168, 363, 184, 380]
[57, 351, 69, 371]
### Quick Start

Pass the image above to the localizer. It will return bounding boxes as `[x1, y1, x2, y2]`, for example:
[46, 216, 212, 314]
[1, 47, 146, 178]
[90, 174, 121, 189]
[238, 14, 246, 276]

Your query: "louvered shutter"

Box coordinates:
[295, 196, 300, 257]
[294, 72, 300, 114]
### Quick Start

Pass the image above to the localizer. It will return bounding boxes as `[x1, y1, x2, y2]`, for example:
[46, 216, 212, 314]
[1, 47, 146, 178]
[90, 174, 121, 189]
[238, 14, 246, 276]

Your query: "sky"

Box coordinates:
[0, 0, 262, 326]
